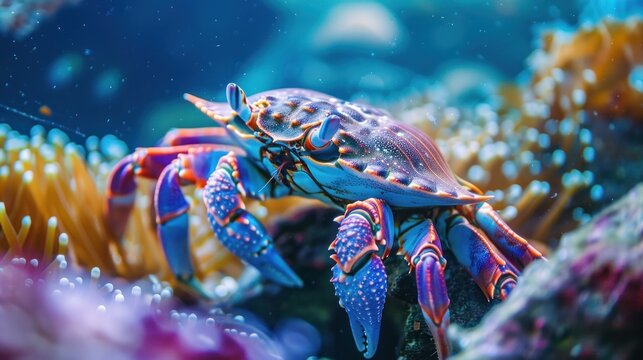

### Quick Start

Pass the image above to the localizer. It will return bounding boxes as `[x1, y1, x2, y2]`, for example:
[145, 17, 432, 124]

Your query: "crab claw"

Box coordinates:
[331, 254, 387, 359]
[204, 158, 302, 288]
[209, 209, 303, 288]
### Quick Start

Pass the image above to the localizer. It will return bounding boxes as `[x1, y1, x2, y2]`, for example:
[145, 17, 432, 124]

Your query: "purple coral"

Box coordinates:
[450, 184, 643, 359]
[0, 260, 283, 360]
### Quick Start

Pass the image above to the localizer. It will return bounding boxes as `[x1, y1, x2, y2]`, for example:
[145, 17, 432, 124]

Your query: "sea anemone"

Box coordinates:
[529, 17, 643, 121]
[0, 123, 246, 300]
[387, 86, 595, 246]
[383, 17, 642, 246]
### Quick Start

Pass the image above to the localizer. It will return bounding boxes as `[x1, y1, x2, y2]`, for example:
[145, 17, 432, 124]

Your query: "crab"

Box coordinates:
[105, 84, 544, 359]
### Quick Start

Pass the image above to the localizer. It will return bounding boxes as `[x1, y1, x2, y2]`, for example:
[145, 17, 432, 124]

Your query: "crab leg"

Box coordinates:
[154, 146, 242, 295]
[203, 152, 303, 288]
[106, 145, 200, 239]
[437, 210, 518, 301]
[466, 202, 544, 270]
[329, 199, 394, 359]
[398, 217, 451, 359]
[159, 127, 237, 147]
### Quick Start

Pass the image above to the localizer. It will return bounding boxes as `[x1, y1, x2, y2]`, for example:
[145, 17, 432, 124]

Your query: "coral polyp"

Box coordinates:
[529, 18, 643, 121]
[387, 18, 643, 245]
[0, 123, 245, 299]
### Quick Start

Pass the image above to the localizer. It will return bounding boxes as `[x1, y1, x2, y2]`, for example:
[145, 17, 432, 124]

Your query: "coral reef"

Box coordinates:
[529, 18, 643, 121]
[391, 252, 493, 360]
[1, 12, 640, 360]
[450, 183, 643, 360]
[385, 17, 643, 246]
[383, 16, 643, 359]
[0, 124, 326, 359]
[0, 123, 244, 299]
[390, 85, 593, 246]
[0, 259, 283, 360]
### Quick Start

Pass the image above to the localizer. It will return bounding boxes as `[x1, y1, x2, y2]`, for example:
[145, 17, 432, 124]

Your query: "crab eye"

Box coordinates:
[306, 114, 340, 150]
[226, 83, 252, 122]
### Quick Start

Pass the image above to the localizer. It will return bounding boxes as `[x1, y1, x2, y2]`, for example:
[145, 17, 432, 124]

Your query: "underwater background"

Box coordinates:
[0, 0, 596, 144]
[1, 1, 642, 360]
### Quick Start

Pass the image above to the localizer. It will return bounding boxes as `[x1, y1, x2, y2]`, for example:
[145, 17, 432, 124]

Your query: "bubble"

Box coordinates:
[48, 54, 83, 87]
[94, 69, 123, 99]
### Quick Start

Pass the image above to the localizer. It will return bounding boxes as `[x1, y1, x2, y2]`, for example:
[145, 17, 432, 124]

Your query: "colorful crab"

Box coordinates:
[105, 84, 544, 358]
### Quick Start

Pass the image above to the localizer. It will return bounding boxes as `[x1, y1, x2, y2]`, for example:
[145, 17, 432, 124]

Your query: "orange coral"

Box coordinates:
[0, 124, 247, 296]
[530, 18, 643, 121]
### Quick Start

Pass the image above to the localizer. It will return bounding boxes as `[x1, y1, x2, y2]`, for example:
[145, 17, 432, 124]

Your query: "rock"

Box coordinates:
[391, 251, 495, 360]
[450, 184, 643, 360]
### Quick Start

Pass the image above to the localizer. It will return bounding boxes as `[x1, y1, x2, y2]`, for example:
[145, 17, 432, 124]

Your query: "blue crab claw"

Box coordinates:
[331, 254, 387, 359]
[209, 210, 303, 288]
[204, 155, 303, 288]
[244, 239, 304, 288]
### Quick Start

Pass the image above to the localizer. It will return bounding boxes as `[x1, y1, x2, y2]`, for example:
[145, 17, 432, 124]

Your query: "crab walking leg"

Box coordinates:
[106, 145, 204, 239]
[202, 152, 303, 288]
[398, 218, 451, 359]
[159, 127, 237, 147]
[437, 211, 518, 301]
[465, 202, 545, 270]
[329, 199, 394, 359]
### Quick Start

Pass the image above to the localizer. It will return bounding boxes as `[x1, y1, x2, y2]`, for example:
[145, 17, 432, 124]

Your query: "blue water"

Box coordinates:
[0, 0, 585, 146]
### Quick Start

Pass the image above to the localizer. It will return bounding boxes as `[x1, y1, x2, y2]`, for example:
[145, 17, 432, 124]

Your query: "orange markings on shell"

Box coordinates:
[272, 112, 284, 120]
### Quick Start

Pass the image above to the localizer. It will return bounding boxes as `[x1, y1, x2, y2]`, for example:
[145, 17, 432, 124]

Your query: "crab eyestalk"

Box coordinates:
[309, 114, 340, 148]
[226, 83, 252, 122]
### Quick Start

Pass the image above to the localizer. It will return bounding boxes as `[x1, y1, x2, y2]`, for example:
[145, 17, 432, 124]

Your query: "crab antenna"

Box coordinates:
[226, 83, 252, 122]
[310, 114, 340, 148]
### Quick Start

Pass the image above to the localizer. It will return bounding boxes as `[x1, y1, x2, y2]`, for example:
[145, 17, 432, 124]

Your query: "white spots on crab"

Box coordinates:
[331, 214, 374, 270]
[331, 254, 386, 355]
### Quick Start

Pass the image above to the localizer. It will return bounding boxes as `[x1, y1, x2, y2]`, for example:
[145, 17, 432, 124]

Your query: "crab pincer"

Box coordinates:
[329, 199, 393, 358]
[203, 153, 304, 288]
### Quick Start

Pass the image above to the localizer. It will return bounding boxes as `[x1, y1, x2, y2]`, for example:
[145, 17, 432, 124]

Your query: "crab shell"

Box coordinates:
[186, 88, 489, 208]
